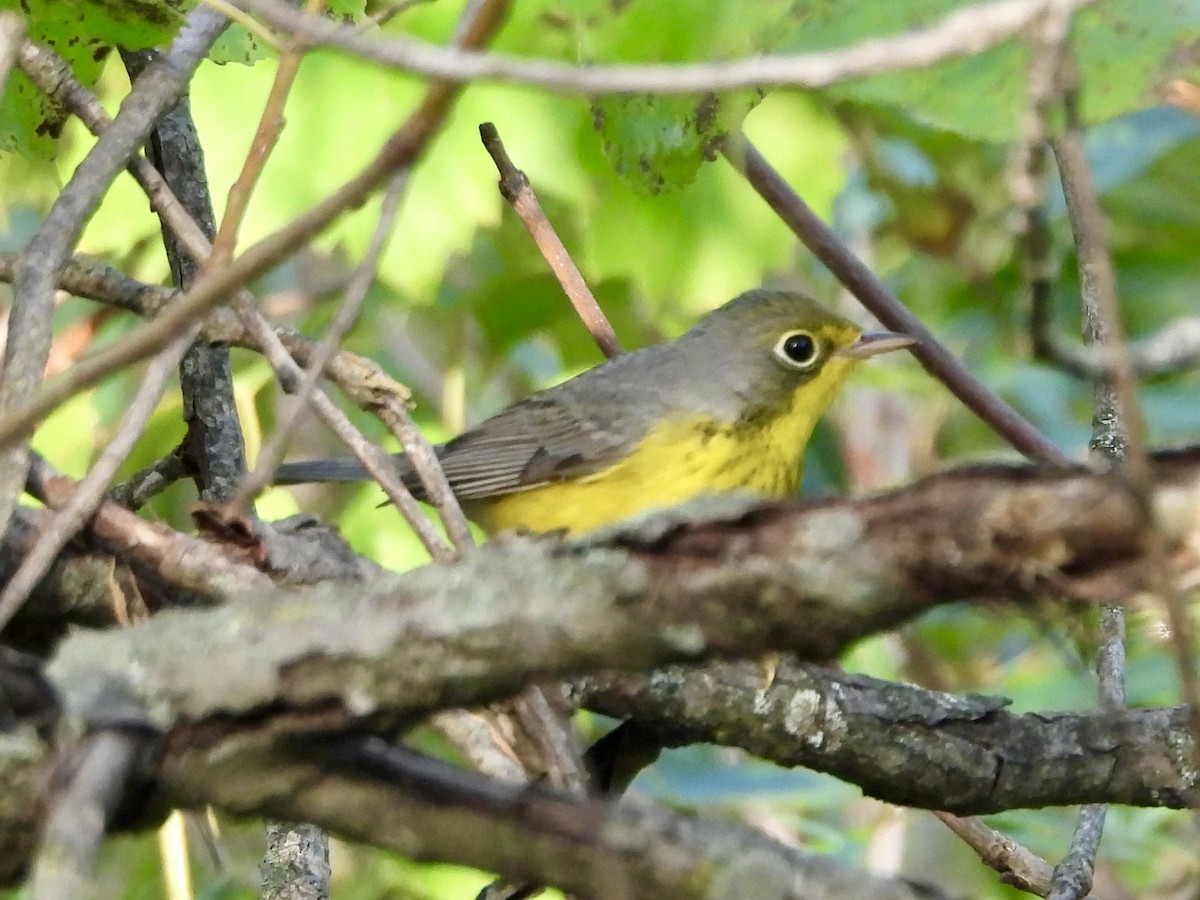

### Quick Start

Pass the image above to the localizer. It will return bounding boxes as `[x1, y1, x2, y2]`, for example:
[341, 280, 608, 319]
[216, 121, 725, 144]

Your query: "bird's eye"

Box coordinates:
[773, 330, 819, 369]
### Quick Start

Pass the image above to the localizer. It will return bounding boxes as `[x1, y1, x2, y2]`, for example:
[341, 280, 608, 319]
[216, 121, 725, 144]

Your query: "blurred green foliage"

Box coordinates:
[2, 0, 1200, 896]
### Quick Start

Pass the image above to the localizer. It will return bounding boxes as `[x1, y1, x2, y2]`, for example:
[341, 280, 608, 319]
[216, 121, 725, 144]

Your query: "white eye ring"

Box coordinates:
[773, 330, 820, 370]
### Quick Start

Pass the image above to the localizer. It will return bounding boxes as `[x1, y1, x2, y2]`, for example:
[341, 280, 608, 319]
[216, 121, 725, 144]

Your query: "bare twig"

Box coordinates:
[479, 122, 622, 359]
[1050, 76, 1200, 741]
[1051, 134, 1146, 474]
[24, 452, 275, 598]
[1047, 808, 1105, 900]
[0, 251, 176, 313]
[110, 451, 189, 509]
[208, 0, 328, 268]
[728, 139, 1070, 465]
[376, 391, 476, 550]
[934, 813, 1055, 896]
[1045, 49, 1131, 900]
[237, 0, 1094, 95]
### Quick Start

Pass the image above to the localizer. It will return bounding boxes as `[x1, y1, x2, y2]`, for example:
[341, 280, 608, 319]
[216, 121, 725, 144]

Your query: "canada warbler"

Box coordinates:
[274, 289, 914, 535]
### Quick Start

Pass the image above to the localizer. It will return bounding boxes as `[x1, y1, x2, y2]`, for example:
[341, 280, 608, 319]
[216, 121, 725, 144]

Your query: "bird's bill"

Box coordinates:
[837, 331, 918, 359]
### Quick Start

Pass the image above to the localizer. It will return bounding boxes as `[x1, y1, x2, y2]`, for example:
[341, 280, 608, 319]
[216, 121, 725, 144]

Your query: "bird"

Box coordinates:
[273, 288, 915, 535]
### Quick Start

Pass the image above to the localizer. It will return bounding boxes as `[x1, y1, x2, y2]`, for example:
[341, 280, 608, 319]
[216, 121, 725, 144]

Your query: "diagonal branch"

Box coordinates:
[728, 139, 1070, 466]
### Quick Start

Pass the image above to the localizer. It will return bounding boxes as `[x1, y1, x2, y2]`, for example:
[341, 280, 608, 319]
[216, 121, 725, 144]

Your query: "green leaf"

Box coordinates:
[546, 0, 800, 192]
[780, 0, 1200, 141]
[591, 91, 758, 194]
[327, 0, 367, 17]
[0, 0, 185, 156]
[207, 23, 269, 65]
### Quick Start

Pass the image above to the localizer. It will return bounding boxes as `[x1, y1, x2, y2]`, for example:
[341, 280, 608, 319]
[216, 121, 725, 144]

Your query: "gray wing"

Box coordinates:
[271, 391, 645, 499]
[274, 343, 684, 498]
[431, 392, 640, 499]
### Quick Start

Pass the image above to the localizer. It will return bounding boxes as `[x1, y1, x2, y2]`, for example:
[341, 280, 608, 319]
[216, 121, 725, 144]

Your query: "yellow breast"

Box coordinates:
[474, 357, 853, 536]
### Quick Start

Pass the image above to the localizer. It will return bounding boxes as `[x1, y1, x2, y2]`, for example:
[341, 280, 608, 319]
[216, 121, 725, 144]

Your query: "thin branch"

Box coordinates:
[0, 251, 177, 314]
[110, 451, 188, 509]
[375, 390, 476, 551]
[1051, 121, 1146, 477]
[214, 0, 343, 510]
[934, 813, 1055, 896]
[208, 0, 328, 268]
[728, 139, 1070, 466]
[1051, 52, 1200, 764]
[24, 453, 275, 599]
[1047, 809, 1105, 900]
[1005, 18, 1110, 899]
[1033, 312, 1200, 379]
[479, 122, 622, 359]
[1045, 50, 1174, 896]
[236, 0, 1094, 95]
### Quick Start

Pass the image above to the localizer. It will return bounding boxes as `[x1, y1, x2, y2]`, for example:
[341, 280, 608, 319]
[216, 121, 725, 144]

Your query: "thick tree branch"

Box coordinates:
[576, 659, 1200, 813]
[34, 452, 1199, 743]
[0, 455, 1197, 883]
[168, 736, 951, 900]
[4, 449, 1195, 655]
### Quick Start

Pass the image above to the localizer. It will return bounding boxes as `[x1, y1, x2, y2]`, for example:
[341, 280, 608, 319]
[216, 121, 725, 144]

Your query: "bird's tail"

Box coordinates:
[273, 457, 378, 485]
